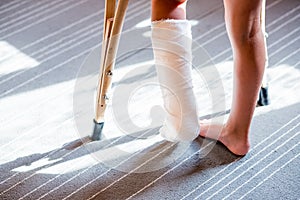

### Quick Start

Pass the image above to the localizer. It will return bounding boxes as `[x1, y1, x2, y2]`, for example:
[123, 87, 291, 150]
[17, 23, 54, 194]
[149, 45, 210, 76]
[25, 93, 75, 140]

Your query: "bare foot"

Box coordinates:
[199, 122, 250, 156]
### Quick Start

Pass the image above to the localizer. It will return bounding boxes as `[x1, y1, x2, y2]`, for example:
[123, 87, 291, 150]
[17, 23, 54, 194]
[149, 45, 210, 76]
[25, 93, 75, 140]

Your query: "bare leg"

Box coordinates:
[200, 0, 266, 156]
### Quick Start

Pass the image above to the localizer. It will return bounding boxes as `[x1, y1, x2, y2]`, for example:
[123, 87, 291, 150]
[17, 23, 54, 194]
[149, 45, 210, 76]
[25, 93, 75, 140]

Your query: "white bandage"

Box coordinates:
[151, 19, 200, 142]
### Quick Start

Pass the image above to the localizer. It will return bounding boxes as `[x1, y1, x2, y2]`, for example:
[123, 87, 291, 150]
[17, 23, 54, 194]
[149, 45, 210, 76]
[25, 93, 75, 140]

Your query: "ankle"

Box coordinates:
[224, 123, 249, 142]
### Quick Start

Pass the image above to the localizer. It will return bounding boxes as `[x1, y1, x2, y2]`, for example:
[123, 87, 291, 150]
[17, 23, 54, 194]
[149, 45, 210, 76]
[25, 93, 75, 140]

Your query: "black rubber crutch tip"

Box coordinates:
[257, 86, 270, 106]
[91, 120, 104, 141]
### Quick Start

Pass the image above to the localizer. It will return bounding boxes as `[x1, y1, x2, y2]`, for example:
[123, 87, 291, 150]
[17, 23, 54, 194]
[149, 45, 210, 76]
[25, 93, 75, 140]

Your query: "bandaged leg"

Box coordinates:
[151, 20, 200, 142]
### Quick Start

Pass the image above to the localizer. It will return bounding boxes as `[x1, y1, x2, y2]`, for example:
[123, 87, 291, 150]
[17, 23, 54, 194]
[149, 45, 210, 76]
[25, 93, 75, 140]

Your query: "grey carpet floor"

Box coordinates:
[0, 0, 299, 199]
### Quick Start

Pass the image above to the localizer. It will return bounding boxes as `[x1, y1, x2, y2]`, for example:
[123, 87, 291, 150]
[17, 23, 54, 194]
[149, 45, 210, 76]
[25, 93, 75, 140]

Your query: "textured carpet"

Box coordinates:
[0, 0, 299, 199]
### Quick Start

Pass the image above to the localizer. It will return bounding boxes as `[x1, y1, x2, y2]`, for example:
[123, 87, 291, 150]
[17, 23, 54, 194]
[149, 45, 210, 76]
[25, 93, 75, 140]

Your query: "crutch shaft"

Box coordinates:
[95, 0, 129, 122]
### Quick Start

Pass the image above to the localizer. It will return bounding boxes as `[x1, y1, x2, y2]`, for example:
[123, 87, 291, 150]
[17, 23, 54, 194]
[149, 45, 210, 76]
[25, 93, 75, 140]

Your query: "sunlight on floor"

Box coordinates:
[13, 157, 62, 173]
[0, 41, 40, 77]
[1, 57, 299, 175]
[200, 61, 300, 117]
[255, 64, 300, 115]
[36, 153, 97, 175]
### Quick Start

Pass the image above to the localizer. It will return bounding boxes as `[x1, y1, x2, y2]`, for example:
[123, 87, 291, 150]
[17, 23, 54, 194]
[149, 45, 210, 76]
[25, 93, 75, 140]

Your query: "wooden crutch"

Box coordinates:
[91, 0, 129, 140]
[258, 0, 270, 106]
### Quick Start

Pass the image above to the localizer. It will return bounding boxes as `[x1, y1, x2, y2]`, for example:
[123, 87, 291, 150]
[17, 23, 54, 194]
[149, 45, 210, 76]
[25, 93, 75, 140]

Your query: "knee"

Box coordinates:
[174, 0, 188, 4]
[224, 0, 263, 45]
[152, 0, 188, 11]
[152, 0, 188, 6]
[151, 0, 188, 21]
[226, 16, 262, 45]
